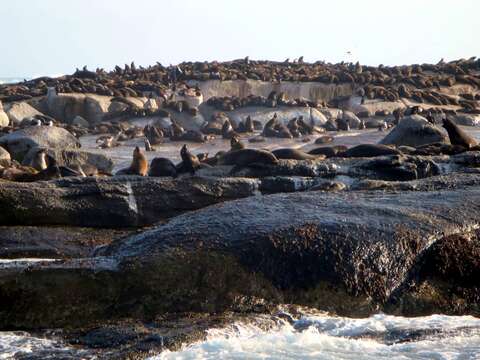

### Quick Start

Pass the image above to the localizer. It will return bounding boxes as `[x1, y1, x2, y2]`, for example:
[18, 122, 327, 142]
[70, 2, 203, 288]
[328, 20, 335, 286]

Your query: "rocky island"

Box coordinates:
[0, 57, 479, 358]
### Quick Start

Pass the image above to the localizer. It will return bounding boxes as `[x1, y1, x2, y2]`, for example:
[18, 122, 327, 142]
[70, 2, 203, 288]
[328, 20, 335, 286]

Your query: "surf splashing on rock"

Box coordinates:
[152, 313, 480, 360]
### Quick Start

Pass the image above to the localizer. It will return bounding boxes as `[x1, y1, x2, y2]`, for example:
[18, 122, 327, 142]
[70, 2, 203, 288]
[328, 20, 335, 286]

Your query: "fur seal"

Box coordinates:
[149, 157, 177, 177]
[339, 144, 402, 158]
[116, 146, 148, 176]
[271, 148, 324, 160]
[222, 119, 237, 139]
[217, 149, 278, 166]
[442, 117, 478, 149]
[180, 144, 201, 175]
[308, 145, 348, 158]
[144, 138, 155, 151]
[315, 136, 334, 145]
[230, 135, 246, 151]
[28, 148, 48, 171]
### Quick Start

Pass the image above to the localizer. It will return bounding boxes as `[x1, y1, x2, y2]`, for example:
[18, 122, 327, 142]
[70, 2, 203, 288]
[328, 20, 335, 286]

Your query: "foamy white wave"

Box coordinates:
[0, 332, 70, 359]
[153, 313, 480, 360]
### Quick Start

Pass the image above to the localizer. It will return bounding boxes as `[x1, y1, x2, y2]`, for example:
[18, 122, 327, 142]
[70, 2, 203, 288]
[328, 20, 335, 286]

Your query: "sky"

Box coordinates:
[1, 0, 479, 78]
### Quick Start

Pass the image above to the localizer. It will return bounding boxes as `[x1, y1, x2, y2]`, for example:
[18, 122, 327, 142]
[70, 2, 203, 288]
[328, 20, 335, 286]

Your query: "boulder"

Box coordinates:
[0, 101, 9, 128]
[341, 110, 361, 129]
[3, 101, 43, 126]
[310, 108, 328, 126]
[319, 107, 342, 121]
[365, 118, 386, 129]
[0, 146, 11, 167]
[0, 176, 260, 227]
[379, 115, 449, 147]
[22, 147, 114, 174]
[45, 88, 125, 124]
[0, 126, 81, 161]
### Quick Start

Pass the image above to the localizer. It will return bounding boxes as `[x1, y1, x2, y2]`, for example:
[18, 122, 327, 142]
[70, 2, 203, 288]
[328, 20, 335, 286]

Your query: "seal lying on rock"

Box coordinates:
[308, 145, 348, 158]
[442, 117, 478, 149]
[116, 147, 148, 176]
[340, 144, 402, 158]
[271, 148, 323, 160]
[148, 157, 177, 177]
[217, 148, 278, 167]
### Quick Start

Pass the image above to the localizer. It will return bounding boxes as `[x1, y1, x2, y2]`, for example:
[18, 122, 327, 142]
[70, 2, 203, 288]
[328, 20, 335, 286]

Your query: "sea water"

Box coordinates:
[2, 313, 478, 359]
[154, 313, 480, 360]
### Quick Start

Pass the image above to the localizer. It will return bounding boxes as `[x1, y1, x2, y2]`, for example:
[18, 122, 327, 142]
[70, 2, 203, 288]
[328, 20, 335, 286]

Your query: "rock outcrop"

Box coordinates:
[2, 172, 480, 328]
[22, 147, 114, 173]
[380, 115, 449, 147]
[3, 101, 44, 126]
[0, 126, 81, 160]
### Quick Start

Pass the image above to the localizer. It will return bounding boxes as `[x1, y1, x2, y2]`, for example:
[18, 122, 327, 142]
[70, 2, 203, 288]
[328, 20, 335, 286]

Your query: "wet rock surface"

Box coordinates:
[0, 226, 132, 259]
[1, 172, 480, 332]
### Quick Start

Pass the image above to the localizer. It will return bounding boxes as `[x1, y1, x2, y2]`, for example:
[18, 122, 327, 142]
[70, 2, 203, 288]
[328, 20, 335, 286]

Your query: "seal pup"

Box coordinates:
[116, 146, 148, 176]
[442, 117, 478, 149]
[230, 135, 246, 151]
[149, 157, 177, 177]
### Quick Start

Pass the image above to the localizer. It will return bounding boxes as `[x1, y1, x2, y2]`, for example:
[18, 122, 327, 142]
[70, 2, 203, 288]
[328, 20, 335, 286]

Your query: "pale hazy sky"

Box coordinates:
[1, 0, 479, 78]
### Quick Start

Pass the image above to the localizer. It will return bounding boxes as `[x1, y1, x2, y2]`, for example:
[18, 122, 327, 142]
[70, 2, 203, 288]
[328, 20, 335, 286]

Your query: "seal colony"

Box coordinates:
[2, 57, 480, 359]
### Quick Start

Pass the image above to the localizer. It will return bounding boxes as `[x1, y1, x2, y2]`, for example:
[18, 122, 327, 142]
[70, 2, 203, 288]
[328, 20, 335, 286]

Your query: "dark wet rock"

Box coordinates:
[0, 126, 81, 161]
[347, 155, 441, 181]
[380, 115, 449, 147]
[0, 176, 260, 227]
[389, 229, 480, 316]
[308, 180, 346, 192]
[3, 174, 480, 329]
[0, 226, 132, 259]
[259, 176, 315, 193]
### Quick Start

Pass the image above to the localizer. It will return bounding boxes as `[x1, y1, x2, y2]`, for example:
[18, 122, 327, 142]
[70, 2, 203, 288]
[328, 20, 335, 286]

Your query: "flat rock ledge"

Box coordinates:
[2, 152, 480, 227]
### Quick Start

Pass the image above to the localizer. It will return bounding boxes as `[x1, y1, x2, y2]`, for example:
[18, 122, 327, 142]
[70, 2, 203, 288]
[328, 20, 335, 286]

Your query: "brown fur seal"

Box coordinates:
[308, 145, 348, 158]
[315, 136, 334, 145]
[271, 148, 324, 160]
[442, 117, 478, 149]
[339, 144, 402, 158]
[116, 146, 148, 176]
[230, 135, 246, 151]
[149, 157, 177, 177]
[180, 144, 201, 175]
[217, 149, 278, 166]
